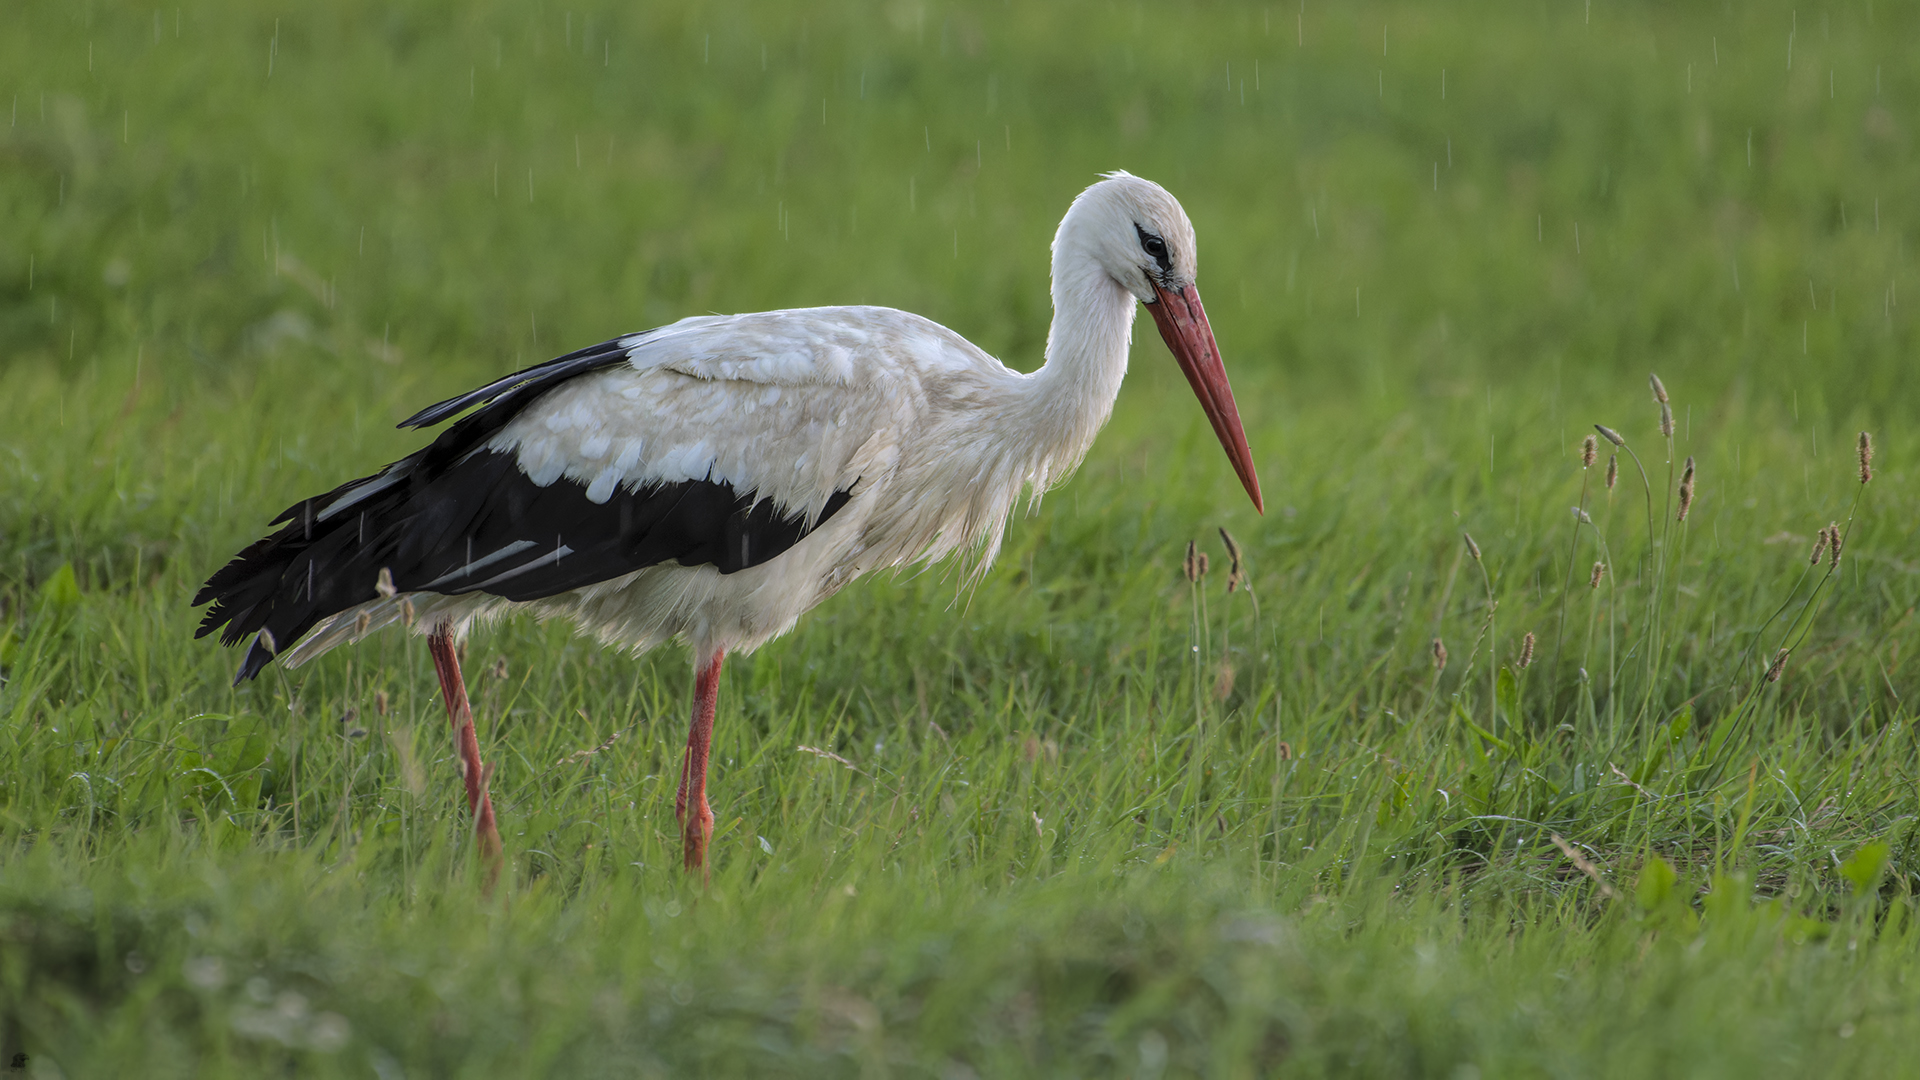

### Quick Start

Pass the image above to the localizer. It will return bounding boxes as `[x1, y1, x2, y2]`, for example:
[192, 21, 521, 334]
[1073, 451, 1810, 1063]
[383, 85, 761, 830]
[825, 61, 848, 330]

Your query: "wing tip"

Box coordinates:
[232, 638, 274, 684]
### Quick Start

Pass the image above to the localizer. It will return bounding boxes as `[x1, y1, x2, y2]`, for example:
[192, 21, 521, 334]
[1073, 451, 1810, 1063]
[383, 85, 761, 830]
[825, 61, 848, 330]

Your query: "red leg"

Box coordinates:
[428, 629, 505, 892]
[675, 650, 726, 878]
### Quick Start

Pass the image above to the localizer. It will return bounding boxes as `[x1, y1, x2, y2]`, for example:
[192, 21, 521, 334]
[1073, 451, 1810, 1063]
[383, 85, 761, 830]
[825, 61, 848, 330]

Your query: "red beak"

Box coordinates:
[1145, 280, 1264, 513]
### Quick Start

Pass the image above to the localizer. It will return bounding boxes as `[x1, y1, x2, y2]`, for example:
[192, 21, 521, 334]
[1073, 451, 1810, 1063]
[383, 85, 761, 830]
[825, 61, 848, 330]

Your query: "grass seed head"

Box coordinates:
[1217, 526, 1242, 566]
[1676, 456, 1696, 521]
[1659, 401, 1674, 439]
[1766, 648, 1789, 683]
[256, 628, 277, 656]
[375, 567, 397, 598]
[375, 690, 389, 717]
[1595, 423, 1625, 447]
[1828, 522, 1843, 566]
[1605, 454, 1618, 490]
[1858, 431, 1873, 485]
[1213, 662, 1236, 701]
[1518, 630, 1536, 669]
[1183, 541, 1209, 582]
[355, 610, 371, 637]
[1431, 637, 1448, 672]
[1218, 527, 1244, 592]
[1464, 532, 1482, 561]
[1581, 434, 1597, 469]
[1589, 561, 1607, 588]
[1572, 506, 1594, 525]
[1649, 372, 1669, 404]
[1810, 528, 1829, 565]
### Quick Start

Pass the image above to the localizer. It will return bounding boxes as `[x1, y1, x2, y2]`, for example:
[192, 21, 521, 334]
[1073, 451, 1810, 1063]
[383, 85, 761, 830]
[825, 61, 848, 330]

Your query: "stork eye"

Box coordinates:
[1134, 225, 1173, 276]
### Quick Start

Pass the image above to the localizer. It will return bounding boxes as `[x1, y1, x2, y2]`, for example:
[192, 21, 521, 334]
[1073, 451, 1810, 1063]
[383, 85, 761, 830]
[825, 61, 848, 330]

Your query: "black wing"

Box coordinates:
[395, 334, 638, 431]
[193, 335, 853, 683]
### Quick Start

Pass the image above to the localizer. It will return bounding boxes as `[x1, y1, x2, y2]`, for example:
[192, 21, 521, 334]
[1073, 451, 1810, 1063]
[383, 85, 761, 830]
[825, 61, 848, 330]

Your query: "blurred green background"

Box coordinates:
[5, 1, 1913, 405]
[2, 1, 1917, 1075]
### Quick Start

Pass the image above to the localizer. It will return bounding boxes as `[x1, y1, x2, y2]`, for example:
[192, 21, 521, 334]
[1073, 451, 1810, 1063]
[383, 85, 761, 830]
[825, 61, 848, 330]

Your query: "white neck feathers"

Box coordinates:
[1000, 204, 1140, 495]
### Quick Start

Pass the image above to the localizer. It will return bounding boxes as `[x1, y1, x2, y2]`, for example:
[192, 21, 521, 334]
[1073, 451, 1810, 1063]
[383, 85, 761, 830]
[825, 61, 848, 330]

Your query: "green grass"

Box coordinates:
[2, 0, 1918, 1074]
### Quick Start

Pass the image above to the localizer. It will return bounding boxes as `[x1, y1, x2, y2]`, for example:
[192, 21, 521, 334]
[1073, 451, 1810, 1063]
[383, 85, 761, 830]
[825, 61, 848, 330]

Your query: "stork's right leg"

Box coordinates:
[428, 629, 505, 892]
[674, 650, 726, 878]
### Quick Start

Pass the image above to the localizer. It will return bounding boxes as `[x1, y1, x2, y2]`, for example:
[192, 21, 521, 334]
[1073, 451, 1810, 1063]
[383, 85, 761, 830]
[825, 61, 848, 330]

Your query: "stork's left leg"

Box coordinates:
[674, 650, 726, 876]
[427, 629, 505, 892]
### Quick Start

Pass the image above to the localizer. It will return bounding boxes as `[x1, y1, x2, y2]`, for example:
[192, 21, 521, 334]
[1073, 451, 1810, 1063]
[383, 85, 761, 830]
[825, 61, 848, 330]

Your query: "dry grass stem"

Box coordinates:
[558, 727, 624, 766]
[1549, 833, 1620, 900]
[1608, 763, 1657, 800]
[797, 744, 860, 771]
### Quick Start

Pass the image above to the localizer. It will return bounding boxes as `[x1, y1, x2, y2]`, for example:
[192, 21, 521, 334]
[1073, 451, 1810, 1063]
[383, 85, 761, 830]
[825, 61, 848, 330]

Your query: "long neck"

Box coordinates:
[1007, 251, 1138, 489]
[906, 243, 1138, 582]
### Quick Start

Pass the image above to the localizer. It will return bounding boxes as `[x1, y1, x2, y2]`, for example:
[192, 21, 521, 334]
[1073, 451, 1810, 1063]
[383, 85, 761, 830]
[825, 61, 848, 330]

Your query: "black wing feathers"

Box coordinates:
[397, 334, 639, 430]
[194, 335, 853, 683]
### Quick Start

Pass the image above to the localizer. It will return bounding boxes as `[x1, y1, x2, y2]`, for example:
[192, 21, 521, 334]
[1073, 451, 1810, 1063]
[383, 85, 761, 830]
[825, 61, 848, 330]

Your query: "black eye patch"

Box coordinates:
[1134, 224, 1172, 275]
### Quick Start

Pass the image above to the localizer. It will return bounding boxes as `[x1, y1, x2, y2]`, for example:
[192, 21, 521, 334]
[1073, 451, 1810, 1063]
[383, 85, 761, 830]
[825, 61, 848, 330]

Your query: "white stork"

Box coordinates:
[194, 172, 1262, 878]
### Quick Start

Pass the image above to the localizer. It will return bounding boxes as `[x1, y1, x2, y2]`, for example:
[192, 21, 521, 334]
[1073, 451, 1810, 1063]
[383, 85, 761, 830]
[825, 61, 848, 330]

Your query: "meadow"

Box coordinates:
[1, 0, 1917, 1074]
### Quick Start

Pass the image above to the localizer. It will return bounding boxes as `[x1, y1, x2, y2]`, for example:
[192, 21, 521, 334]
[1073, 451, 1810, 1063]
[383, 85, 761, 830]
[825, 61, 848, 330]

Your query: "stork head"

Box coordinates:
[1055, 171, 1264, 514]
